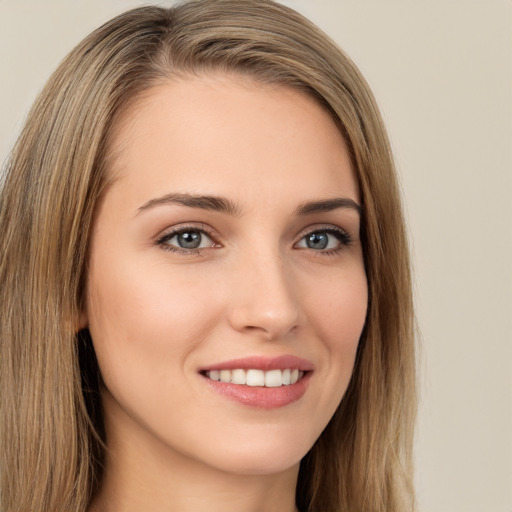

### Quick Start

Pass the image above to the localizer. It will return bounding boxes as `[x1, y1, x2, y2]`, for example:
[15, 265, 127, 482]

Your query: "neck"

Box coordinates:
[90, 466, 299, 512]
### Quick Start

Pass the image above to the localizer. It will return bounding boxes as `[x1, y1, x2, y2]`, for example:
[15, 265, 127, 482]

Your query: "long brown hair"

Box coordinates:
[0, 2, 416, 511]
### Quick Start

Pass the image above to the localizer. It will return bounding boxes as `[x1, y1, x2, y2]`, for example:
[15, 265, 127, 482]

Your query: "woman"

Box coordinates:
[0, 1, 416, 511]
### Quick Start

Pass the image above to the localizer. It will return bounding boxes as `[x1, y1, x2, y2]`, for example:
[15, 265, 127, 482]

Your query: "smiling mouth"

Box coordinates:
[203, 368, 306, 387]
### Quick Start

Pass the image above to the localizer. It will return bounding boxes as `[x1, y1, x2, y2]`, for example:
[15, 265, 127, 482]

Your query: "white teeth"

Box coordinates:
[246, 369, 265, 386]
[209, 370, 220, 381]
[219, 370, 231, 383]
[265, 369, 283, 387]
[231, 369, 247, 385]
[205, 368, 306, 387]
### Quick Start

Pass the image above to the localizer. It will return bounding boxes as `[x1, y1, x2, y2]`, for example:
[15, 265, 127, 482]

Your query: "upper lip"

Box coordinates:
[200, 355, 314, 372]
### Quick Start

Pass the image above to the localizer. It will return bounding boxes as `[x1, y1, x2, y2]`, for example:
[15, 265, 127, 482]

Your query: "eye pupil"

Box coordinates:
[306, 232, 328, 250]
[177, 231, 201, 249]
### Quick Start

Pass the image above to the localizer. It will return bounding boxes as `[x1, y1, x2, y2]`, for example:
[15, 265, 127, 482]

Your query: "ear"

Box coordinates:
[77, 310, 88, 332]
[76, 302, 89, 333]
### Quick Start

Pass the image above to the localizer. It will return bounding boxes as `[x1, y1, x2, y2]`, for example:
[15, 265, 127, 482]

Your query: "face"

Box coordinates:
[83, 73, 367, 477]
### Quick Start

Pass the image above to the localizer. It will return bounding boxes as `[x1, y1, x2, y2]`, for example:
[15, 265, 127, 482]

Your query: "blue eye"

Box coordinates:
[159, 228, 216, 251]
[296, 228, 350, 252]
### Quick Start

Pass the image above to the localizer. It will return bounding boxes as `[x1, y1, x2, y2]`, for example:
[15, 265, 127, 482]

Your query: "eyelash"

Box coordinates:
[155, 224, 218, 255]
[298, 226, 352, 256]
[155, 224, 352, 256]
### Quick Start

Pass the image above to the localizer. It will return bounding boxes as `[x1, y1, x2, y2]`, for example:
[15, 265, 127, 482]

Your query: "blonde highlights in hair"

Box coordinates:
[0, 2, 416, 511]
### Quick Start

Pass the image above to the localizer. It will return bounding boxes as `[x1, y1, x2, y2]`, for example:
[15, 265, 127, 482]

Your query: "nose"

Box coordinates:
[227, 249, 300, 340]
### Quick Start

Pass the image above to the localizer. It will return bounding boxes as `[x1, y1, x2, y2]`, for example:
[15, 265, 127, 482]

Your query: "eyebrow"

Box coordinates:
[295, 198, 362, 216]
[137, 193, 242, 216]
[137, 193, 361, 217]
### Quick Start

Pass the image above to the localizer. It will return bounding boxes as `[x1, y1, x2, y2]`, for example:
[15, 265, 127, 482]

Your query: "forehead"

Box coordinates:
[105, 73, 359, 208]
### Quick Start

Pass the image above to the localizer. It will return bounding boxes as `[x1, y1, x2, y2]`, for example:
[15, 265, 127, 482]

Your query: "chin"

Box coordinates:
[181, 426, 316, 477]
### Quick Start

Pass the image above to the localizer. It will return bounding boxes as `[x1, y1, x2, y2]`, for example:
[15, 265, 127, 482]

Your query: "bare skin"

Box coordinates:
[83, 73, 367, 512]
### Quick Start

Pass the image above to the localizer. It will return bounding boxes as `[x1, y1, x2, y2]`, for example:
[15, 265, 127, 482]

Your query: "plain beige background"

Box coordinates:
[1, 1, 511, 511]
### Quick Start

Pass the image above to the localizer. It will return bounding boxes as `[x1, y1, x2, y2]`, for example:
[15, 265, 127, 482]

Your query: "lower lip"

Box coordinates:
[202, 372, 311, 409]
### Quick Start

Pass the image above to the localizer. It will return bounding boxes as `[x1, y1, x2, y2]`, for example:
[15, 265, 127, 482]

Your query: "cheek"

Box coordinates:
[85, 259, 223, 393]
[302, 264, 368, 382]
[305, 263, 367, 339]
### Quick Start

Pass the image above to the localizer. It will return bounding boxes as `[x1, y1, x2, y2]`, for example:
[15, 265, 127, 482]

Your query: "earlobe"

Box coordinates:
[77, 308, 88, 332]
